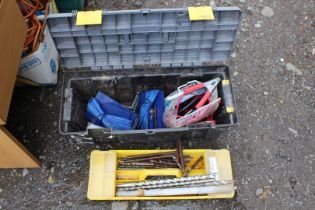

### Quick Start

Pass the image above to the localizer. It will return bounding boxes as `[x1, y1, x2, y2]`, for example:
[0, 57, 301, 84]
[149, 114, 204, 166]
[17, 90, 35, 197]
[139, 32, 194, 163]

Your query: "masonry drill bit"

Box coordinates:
[116, 174, 221, 190]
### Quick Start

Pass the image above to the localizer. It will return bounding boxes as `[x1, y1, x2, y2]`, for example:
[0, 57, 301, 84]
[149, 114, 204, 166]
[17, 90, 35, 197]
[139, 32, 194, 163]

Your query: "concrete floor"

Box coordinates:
[0, 0, 314, 209]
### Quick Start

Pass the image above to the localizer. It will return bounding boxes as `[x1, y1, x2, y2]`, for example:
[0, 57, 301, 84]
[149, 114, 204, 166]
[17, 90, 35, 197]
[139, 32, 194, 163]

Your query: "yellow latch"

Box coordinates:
[188, 6, 214, 21]
[222, 80, 230, 85]
[76, 10, 102, 25]
[226, 106, 235, 113]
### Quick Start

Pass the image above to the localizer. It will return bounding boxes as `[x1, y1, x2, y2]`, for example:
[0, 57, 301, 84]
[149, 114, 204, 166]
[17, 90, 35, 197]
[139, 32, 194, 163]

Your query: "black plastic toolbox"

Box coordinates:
[47, 7, 241, 143]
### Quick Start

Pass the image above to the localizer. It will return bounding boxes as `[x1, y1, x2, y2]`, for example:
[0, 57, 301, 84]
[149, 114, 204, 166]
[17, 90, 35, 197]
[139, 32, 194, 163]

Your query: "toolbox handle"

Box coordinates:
[183, 83, 205, 94]
[146, 130, 155, 135]
[177, 80, 200, 91]
[175, 83, 206, 113]
[195, 91, 211, 109]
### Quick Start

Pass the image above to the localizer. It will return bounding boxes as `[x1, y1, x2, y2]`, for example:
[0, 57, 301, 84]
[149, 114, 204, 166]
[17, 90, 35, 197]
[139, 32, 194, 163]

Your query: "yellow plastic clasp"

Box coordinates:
[188, 6, 214, 21]
[222, 80, 230, 85]
[226, 106, 235, 113]
[76, 10, 102, 25]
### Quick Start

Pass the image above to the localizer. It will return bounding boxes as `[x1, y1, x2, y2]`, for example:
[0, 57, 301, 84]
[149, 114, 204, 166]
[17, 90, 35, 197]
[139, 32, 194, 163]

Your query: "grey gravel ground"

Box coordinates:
[0, 0, 314, 209]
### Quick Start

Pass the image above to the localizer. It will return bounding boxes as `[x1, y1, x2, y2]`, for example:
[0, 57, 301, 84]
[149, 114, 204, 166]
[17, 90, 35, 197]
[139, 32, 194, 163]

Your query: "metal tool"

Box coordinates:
[118, 142, 191, 172]
[175, 140, 187, 176]
[118, 159, 191, 169]
[116, 183, 234, 197]
[164, 78, 221, 128]
[118, 178, 225, 190]
[120, 154, 188, 163]
[117, 174, 232, 191]
[120, 151, 177, 161]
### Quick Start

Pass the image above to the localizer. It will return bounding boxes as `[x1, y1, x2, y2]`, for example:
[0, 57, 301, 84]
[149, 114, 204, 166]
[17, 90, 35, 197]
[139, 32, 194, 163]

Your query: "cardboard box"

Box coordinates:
[0, 0, 27, 124]
[18, 28, 59, 86]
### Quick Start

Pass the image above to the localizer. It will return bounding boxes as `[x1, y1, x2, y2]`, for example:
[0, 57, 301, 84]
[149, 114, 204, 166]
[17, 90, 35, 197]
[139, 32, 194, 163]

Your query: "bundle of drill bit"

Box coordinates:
[116, 174, 234, 197]
[118, 140, 189, 177]
[118, 151, 191, 170]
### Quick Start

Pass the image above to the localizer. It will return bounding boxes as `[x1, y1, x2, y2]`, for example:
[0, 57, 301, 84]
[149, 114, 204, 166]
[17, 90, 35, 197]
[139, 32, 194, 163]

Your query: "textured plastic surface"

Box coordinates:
[47, 7, 241, 69]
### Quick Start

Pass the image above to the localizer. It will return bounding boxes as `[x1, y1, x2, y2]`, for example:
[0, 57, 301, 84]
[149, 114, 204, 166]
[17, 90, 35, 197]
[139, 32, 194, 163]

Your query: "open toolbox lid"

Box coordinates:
[47, 7, 241, 70]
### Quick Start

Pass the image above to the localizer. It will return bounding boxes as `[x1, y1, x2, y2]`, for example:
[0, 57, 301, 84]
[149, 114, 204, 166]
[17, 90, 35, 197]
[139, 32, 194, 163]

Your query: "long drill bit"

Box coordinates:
[116, 174, 226, 191]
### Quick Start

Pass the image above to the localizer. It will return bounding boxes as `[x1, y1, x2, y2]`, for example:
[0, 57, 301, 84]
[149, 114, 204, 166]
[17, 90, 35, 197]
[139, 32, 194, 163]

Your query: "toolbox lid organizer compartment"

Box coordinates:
[47, 7, 241, 69]
[46, 7, 241, 142]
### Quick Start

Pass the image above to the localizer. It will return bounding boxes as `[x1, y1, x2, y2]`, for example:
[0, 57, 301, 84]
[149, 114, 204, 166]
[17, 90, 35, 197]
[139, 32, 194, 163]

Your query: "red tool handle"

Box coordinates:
[183, 83, 205, 94]
[176, 83, 206, 113]
[195, 91, 211, 109]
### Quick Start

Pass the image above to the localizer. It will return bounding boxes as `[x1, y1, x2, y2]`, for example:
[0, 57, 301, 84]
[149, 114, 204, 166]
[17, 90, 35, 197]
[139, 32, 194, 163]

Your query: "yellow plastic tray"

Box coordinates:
[87, 149, 234, 200]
